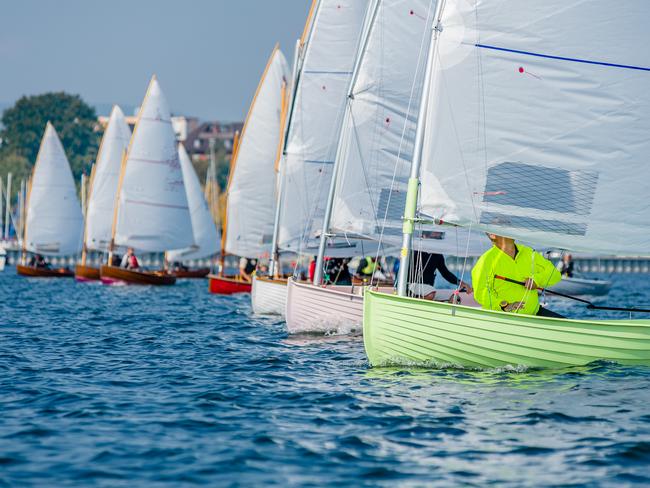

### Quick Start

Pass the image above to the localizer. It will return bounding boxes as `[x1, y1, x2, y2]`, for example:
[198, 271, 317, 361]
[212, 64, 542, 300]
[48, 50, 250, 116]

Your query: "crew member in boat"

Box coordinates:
[472, 233, 563, 317]
[408, 251, 473, 300]
[557, 253, 574, 278]
[29, 254, 51, 269]
[239, 257, 257, 283]
[324, 257, 352, 285]
[355, 256, 381, 281]
[120, 248, 140, 270]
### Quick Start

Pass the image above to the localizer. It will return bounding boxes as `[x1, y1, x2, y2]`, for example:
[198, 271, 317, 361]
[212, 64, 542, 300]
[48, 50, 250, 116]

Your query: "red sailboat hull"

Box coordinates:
[208, 274, 252, 294]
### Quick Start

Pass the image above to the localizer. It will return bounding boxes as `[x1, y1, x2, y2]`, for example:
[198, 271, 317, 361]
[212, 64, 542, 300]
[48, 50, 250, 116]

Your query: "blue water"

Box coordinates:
[1, 271, 650, 487]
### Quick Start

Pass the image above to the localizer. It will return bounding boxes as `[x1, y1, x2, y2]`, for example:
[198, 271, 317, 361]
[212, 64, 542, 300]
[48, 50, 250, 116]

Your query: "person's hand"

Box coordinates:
[459, 280, 473, 294]
[524, 278, 538, 290]
[503, 301, 525, 312]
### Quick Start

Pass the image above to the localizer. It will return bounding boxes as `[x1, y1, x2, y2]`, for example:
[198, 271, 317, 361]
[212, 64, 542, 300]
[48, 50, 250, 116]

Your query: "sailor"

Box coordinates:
[472, 233, 563, 317]
[324, 257, 352, 285]
[557, 253, 574, 278]
[30, 254, 50, 269]
[121, 248, 140, 270]
[409, 251, 473, 299]
[239, 257, 257, 283]
[355, 256, 379, 281]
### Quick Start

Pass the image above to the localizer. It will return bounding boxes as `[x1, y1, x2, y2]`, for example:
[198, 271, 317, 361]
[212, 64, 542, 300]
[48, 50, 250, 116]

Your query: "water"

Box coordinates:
[1, 271, 650, 487]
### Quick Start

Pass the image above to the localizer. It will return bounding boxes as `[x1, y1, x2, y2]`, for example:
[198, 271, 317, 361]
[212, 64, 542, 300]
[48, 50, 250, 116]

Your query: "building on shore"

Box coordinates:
[184, 121, 243, 162]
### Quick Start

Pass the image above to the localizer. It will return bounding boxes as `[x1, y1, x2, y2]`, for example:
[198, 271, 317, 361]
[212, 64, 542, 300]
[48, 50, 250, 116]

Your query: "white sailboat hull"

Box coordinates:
[286, 278, 481, 335]
[251, 276, 287, 316]
[286, 278, 364, 335]
[549, 277, 611, 297]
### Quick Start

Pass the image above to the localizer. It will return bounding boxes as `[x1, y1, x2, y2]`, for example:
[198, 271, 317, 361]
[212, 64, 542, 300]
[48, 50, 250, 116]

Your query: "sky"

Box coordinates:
[0, 1, 311, 121]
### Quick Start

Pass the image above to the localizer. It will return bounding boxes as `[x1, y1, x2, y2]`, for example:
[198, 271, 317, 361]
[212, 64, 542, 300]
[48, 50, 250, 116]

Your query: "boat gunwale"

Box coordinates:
[365, 289, 650, 328]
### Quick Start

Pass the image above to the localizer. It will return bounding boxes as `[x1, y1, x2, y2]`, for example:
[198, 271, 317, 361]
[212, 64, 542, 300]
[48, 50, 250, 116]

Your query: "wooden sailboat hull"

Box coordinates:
[17, 264, 74, 278]
[251, 276, 287, 316]
[208, 274, 252, 294]
[75, 265, 101, 282]
[172, 268, 210, 279]
[363, 290, 650, 369]
[100, 265, 176, 286]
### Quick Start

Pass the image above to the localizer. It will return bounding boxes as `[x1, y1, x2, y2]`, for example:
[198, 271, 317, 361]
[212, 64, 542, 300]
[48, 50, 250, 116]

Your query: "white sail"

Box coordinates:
[419, 0, 650, 256]
[277, 0, 369, 254]
[85, 105, 131, 252]
[167, 144, 220, 261]
[224, 46, 290, 259]
[326, 0, 485, 256]
[24, 122, 83, 256]
[113, 76, 194, 253]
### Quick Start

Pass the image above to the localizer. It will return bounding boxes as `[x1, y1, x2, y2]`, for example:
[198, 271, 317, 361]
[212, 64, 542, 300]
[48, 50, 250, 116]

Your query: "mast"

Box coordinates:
[396, 2, 443, 296]
[219, 129, 239, 276]
[221, 44, 284, 277]
[21, 172, 34, 265]
[108, 77, 155, 266]
[18, 180, 25, 244]
[80, 163, 97, 266]
[108, 149, 128, 265]
[268, 1, 320, 278]
[313, 0, 381, 285]
[4, 172, 12, 240]
[0, 178, 3, 239]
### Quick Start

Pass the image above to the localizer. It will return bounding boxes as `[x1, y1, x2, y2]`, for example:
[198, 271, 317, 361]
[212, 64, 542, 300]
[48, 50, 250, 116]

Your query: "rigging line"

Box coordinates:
[455, 222, 473, 296]
[374, 0, 436, 264]
[475, 44, 650, 73]
[476, 2, 489, 218]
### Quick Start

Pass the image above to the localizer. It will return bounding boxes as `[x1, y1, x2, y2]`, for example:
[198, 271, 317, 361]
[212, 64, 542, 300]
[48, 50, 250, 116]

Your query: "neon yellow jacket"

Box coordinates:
[471, 244, 561, 315]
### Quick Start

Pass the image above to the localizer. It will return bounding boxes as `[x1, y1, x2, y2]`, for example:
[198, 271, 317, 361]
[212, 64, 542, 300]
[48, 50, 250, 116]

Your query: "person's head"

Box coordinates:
[563, 254, 572, 263]
[127, 247, 134, 255]
[486, 233, 515, 248]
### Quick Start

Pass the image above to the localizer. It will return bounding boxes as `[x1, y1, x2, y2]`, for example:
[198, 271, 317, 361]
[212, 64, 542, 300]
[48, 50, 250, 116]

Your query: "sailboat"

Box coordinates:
[364, 0, 650, 368]
[251, 6, 317, 315]
[17, 122, 83, 277]
[208, 45, 290, 295]
[75, 105, 132, 281]
[166, 143, 220, 278]
[265, 0, 370, 327]
[100, 75, 194, 286]
[283, 0, 485, 333]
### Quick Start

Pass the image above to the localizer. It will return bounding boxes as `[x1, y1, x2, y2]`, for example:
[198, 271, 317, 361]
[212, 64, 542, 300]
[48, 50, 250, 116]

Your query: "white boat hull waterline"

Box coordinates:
[285, 278, 476, 335]
[549, 277, 611, 297]
[251, 276, 287, 316]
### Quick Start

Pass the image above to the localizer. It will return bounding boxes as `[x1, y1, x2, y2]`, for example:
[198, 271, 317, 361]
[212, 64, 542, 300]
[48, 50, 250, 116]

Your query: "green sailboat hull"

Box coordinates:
[363, 290, 650, 369]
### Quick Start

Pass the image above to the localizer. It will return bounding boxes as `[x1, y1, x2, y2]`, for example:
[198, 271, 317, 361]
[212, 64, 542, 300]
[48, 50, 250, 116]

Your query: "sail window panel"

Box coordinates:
[483, 162, 598, 216]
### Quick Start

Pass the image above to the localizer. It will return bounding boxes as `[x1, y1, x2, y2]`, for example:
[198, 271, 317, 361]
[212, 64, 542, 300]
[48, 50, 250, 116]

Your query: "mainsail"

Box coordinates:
[276, 0, 369, 254]
[223, 46, 290, 259]
[85, 105, 131, 252]
[419, 0, 650, 255]
[327, 0, 486, 256]
[24, 122, 83, 256]
[112, 76, 194, 253]
[167, 144, 220, 262]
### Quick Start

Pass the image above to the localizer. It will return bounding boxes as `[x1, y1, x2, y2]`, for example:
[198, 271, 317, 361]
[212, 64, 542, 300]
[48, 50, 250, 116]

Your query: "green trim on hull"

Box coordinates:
[363, 290, 650, 369]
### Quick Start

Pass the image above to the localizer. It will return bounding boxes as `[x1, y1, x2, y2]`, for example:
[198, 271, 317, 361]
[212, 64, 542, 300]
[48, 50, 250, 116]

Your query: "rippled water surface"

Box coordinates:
[2, 271, 650, 486]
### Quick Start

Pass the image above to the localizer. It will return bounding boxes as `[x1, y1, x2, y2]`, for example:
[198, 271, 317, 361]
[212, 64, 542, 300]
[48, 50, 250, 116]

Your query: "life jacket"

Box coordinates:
[360, 256, 377, 276]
